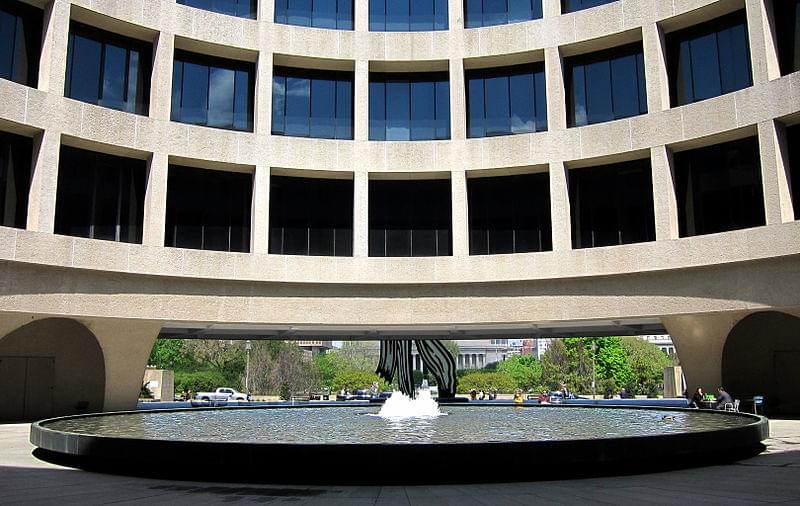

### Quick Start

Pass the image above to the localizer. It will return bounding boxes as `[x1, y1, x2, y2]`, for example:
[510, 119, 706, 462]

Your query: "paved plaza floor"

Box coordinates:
[1, 420, 799, 505]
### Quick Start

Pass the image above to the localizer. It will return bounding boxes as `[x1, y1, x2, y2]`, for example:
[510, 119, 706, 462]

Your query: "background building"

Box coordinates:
[1, 0, 799, 420]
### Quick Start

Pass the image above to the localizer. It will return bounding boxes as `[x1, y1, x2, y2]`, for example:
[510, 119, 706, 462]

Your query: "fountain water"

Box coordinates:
[375, 384, 444, 419]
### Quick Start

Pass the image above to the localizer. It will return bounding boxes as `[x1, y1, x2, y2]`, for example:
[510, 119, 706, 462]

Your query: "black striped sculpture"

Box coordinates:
[376, 340, 457, 398]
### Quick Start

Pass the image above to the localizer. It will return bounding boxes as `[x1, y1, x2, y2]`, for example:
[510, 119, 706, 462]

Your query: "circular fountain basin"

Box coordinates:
[30, 404, 768, 484]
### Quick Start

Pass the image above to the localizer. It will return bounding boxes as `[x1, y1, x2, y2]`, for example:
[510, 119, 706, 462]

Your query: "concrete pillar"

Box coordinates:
[544, 47, 567, 131]
[642, 23, 671, 112]
[542, 0, 561, 18]
[758, 120, 794, 225]
[149, 32, 175, 121]
[745, 0, 782, 84]
[142, 152, 169, 246]
[26, 129, 60, 233]
[354, 60, 369, 141]
[650, 145, 679, 240]
[451, 170, 469, 256]
[449, 59, 467, 140]
[353, 171, 369, 256]
[448, 0, 464, 30]
[255, 49, 274, 135]
[86, 318, 162, 412]
[662, 312, 748, 395]
[37, 0, 69, 94]
[663, 366, 683, 398]
[548, 161, 571, 251]
[251, 165, 270, 253]
[258, 0, 275, 23]
[354, 0, 369, 31]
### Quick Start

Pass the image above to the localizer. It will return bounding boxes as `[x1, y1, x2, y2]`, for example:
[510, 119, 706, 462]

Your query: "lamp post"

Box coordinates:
[592, 340, 597, 400]
[245, 339, 252, 392]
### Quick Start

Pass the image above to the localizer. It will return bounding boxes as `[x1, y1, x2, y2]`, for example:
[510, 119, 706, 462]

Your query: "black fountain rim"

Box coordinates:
[30, 404, 769, 485]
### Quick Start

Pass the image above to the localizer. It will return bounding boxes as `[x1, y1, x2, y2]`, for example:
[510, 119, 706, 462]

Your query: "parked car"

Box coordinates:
[194, 387, 251, 402]
[336, 389, 373, 401]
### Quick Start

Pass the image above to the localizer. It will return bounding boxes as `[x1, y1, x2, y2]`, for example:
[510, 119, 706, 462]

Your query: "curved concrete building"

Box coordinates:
[1, 0, 799, 419]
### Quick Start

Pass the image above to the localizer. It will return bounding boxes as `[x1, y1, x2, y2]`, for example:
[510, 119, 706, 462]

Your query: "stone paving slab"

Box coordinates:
[1, 421, 799, 505]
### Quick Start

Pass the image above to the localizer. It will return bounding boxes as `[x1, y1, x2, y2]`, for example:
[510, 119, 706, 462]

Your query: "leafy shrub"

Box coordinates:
[457, 371, 516, 394]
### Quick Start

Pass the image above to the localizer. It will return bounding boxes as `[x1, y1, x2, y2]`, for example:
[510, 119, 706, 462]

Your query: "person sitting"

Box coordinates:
[537, 390, 549, 404]
[689, 387, 705, 408]
[619, 388, 630, 399]
[715, 387, 733, 410]
[512, 389, 524, 404]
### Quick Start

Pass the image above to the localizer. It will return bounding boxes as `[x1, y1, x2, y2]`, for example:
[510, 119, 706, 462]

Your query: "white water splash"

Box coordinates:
[375, 388, 445, 419]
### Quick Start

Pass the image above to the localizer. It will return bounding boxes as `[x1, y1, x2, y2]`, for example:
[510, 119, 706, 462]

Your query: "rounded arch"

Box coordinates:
[0, 318, 105, 421]
[722, 311, 800, 415]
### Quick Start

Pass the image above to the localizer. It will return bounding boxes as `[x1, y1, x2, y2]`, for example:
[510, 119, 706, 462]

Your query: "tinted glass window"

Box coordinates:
[562, 0, 616, 14]
[466, 63, 547, 138]
[774, 0, 800, 75]
[666, 10, 752, 106]
[468, 173, 552, 255]
[674, 137, 765, 237]
[165, 165, 252, 252]
[784, 124, 799, 220]
[269, 175, 353, 256]
[273, 67, 353, 139]
[275, 0, 353, 29]
[369, 72, 450, 141]
[0, 131, 33, 228]
[0, 0, 42, 87]
[566, 42, 647, 127]
[171, 50, 254, 132]
[569, 159, 655, 248]
[178, 0, 256, 19]
[65, 22, 152, 115]
[54, 146, 146, 243]
[369, 179, 452, 257]
[370, 0, 447, 31]
[464, 0, 542, 28]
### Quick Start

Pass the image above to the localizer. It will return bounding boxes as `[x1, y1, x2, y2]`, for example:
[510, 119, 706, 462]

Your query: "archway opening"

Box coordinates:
[0, 318, 105, 421]
[722, 311, 800, 415]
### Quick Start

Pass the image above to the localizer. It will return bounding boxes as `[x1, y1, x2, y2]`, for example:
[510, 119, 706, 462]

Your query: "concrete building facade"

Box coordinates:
[0, 0, 799, 419]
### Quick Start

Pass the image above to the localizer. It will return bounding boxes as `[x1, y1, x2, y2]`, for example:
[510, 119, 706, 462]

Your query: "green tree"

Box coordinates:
[174, 370, 228, 395]
[332, 370, 387, 392]
[147, 339, 192, 370]
[620, 336, 673, 396]
[457, 371, 516, 393]
[496, 355, 543, 391]
[313, 351, 340, 388]
[541, 339, 571, 390]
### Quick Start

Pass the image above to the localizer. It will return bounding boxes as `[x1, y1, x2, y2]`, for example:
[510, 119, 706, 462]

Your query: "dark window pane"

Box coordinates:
[467, 63, 546, 137]
[313, 0, 337, 28]
[787, 124, 800, 220]
[570, 65, 587, 126]
[386, 80, 411, 140]
[774, 0, 800, 75]
[272, 67, 353, 139]
[369, 80, 386, 140]
[208, 66, 236, 128]
[509, 71, 535, 133]
[465, 0, 482, 28]
[410, 0, 434, 31]
[483, 0, 506, 27]
[387, 0, 410, 31]
[610, 53, 638, 119]
[165, 165, 252, 252]
[585, 60, 613, 124]
[369, 179, 451, 257]
[562, 0, 616, 13]
[288, 0, 312, 25]
[434, 0, 448, 30]
[569, 159, 655, 248]
[0, 11, 15, 80]
[0, 131, 33, 228]
[179, 0, 256, 18]
[674, 137, 765, 236]
[465, 0, 541, 27]
[411, 80, 435, 140]
[370, 73, 450, 141]
[234, 69, 253, 131]
[435, 80, 450, 139]
[67, 35, 102, 104]
[0, 1, 42, 87]
[181, 61, 210, 124]
[667, 10, 752, 106]
[338, 0, 354, 29]
[369, 0, 385, 31]
[55, 146, 146, 243]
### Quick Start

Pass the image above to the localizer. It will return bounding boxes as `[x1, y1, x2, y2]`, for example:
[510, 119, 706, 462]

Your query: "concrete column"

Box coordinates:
[37, 0, 70, 94]
[542, 0, 561, 18]
[251, 165, 270, 253]
[354, 0, 369, 31]
[86, 318, 162, 412]
[548, 161, 571, 251]
[662, 312, 748, 395]
[255, 49, 274, 135]
[758, 120, 794, 224]
[451, 170, 469, 257]
[544, 47, 566, 131]
[448, 0, 464, 30]
[354, 60, 369, 141]
[449, 58, 466, 140]
[642, 23, 671, 113]
[650, 145, 680, 240]
[745, 0, 782, 84]
[26, 130, 60, 233]
[353, 171, 369, 256]
[149, 32, 175, 121]
[257, 0, 275, 22]
[142, 152, 169, 246]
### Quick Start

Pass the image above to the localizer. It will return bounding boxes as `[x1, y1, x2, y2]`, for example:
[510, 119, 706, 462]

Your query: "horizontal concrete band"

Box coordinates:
[2, 72, 798, 171]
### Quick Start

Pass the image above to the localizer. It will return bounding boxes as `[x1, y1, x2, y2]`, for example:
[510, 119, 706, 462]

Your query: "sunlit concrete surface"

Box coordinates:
[1, 420, 798, 505]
